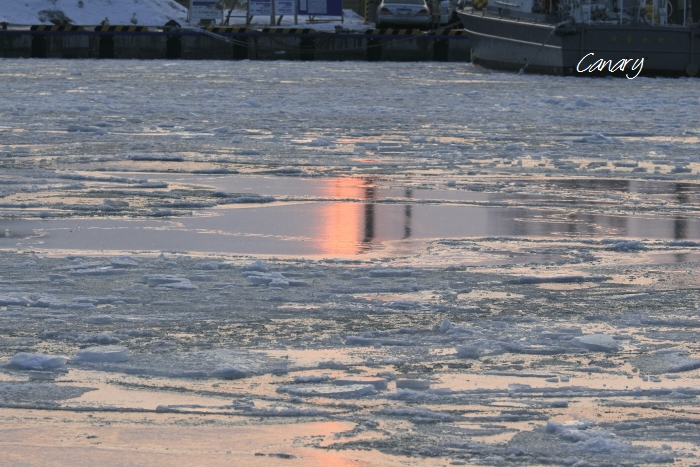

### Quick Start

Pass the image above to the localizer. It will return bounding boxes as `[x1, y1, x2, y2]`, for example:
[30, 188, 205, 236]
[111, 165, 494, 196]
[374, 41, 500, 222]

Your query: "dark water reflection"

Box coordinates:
[2, 175, 699, 256]
[541, 178, 700, 198]
[2, 201, 698, 256]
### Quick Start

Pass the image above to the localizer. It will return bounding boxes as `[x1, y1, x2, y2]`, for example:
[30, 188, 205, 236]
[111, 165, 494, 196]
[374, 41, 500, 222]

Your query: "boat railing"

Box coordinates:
[493, 0, 522, 7]
[470, 0, 698, 26]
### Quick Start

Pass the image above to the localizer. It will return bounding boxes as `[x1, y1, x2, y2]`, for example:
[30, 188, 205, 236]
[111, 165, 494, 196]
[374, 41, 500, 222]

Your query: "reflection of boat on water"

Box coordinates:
[457, 0, 700, 77]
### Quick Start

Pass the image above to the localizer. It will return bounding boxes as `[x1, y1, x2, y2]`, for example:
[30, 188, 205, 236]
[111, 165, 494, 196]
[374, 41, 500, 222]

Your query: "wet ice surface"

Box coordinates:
[1, 60, 700, 466]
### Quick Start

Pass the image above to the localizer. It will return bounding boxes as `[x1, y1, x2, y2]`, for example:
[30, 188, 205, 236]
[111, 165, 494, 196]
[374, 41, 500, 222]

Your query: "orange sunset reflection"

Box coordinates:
[318, 178, 374, 255]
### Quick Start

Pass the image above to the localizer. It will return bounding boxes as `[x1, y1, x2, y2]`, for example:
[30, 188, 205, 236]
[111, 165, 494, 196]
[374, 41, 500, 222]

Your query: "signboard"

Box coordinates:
[189, 0, 223, 24]
[275, 0, 297, 15]
[248, 0, 296, 16]
[248, 0, 272, 15]
[298, 0, 342, 15]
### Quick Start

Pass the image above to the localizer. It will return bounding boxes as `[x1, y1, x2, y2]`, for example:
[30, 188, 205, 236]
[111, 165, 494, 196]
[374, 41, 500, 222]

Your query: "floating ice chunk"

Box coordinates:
[440, 318, 453, 332]
[613, 161, 638, 168]
[601, 239, 644, 251]
[69, 267, 127, 276]
[150, 201, 216, 209]
[630, 349, 700, 374]
[6, 353, 66, 370]
[58, 260, 106, 270]
[571, 334, 620, 352]
[344, 335, 410, 346]
[278, 384, 377, 398]
[379, 407, 455, 423]
[148, 210, 177, 217]
[613, 422, 645, 431]
[0, 295, 30, 306]
[318, 360, 347, 370]
[74, 346, 129, 363]
[242, 260, 268, 272]
[192, 167, 238, 174]
[247, 271, 288, 287]
[143, 274, 189, 287]
[129, 154, 185, 162]
[575, 99, 593, 107]
[266, 167, 305, 175]
[103, 198, 129, 207]
[578, 436, 628, 454]
[268, 279, 289, 288]
[578, 133, 622, 144]
[386, 300, 424, 310]
[508, 384, 532, 393]
[247, 275, 273, 285]
[217, 195, 275, 204]
[156, 280, 197, 290]
[76, 333, 120, 345]
[545, 420, 595, 434]
[308, 138, 330, 146]
[456, 345, 481, 359]
[668, 390, 696, 399]
[192, 261, 220, 270]
[138, 182, 169, 189]
[639, 453, 675, 463]
[67, 124, 102, 133]
[110, 256, 139, 267]
[509, 275, 608, 284]
[335, 377, 387, 390]
[293, 375, 329, 384]
[396, 379, 430, 390]
[479, 456, 506, 465]
[85, 315, 114, 325]
[214, 366, 248, 379]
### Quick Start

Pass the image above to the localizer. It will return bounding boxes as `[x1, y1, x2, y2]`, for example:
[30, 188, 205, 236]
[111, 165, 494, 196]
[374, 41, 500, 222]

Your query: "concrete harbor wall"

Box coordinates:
[0, 28, 470, 62]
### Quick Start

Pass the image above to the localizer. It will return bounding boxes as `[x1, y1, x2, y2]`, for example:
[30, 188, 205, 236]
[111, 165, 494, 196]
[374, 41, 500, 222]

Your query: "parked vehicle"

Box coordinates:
[377, 0, 433, 28]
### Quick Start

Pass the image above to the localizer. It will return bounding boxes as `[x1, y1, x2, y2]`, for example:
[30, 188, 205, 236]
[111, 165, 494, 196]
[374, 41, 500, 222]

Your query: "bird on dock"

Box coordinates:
[100, 17, 110, 26]
[130, 13, 138, 25]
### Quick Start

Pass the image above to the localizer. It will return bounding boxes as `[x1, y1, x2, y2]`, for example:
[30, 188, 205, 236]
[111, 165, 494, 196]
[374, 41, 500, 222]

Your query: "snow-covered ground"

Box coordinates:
[0, 0, 188, 26]
[1, 60, 700, 466]
[0, 0, 366, 30]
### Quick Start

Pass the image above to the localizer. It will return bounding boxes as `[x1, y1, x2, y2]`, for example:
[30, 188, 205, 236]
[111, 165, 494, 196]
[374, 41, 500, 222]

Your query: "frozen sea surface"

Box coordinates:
[2, 61, 700, 256]
[1, 60, 700, 466]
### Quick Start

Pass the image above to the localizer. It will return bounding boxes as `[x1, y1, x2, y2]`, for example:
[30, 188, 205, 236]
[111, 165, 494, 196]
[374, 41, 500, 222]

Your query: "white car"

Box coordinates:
[377, 0, 433, 29]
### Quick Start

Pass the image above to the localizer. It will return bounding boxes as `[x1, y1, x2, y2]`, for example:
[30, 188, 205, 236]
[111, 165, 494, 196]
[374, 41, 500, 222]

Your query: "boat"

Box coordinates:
[457, 0, 700, 77]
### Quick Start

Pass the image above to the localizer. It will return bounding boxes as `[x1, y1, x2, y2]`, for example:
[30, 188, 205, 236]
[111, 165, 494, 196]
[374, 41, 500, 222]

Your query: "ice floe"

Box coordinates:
[6, 353, 67, 371]
[73, 346, 130, 363]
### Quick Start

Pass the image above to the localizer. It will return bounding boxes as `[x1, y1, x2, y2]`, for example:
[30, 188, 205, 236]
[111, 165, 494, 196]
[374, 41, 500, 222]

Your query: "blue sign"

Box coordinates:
[298, 0, 343, 16]
[249, 0, 271, 15]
